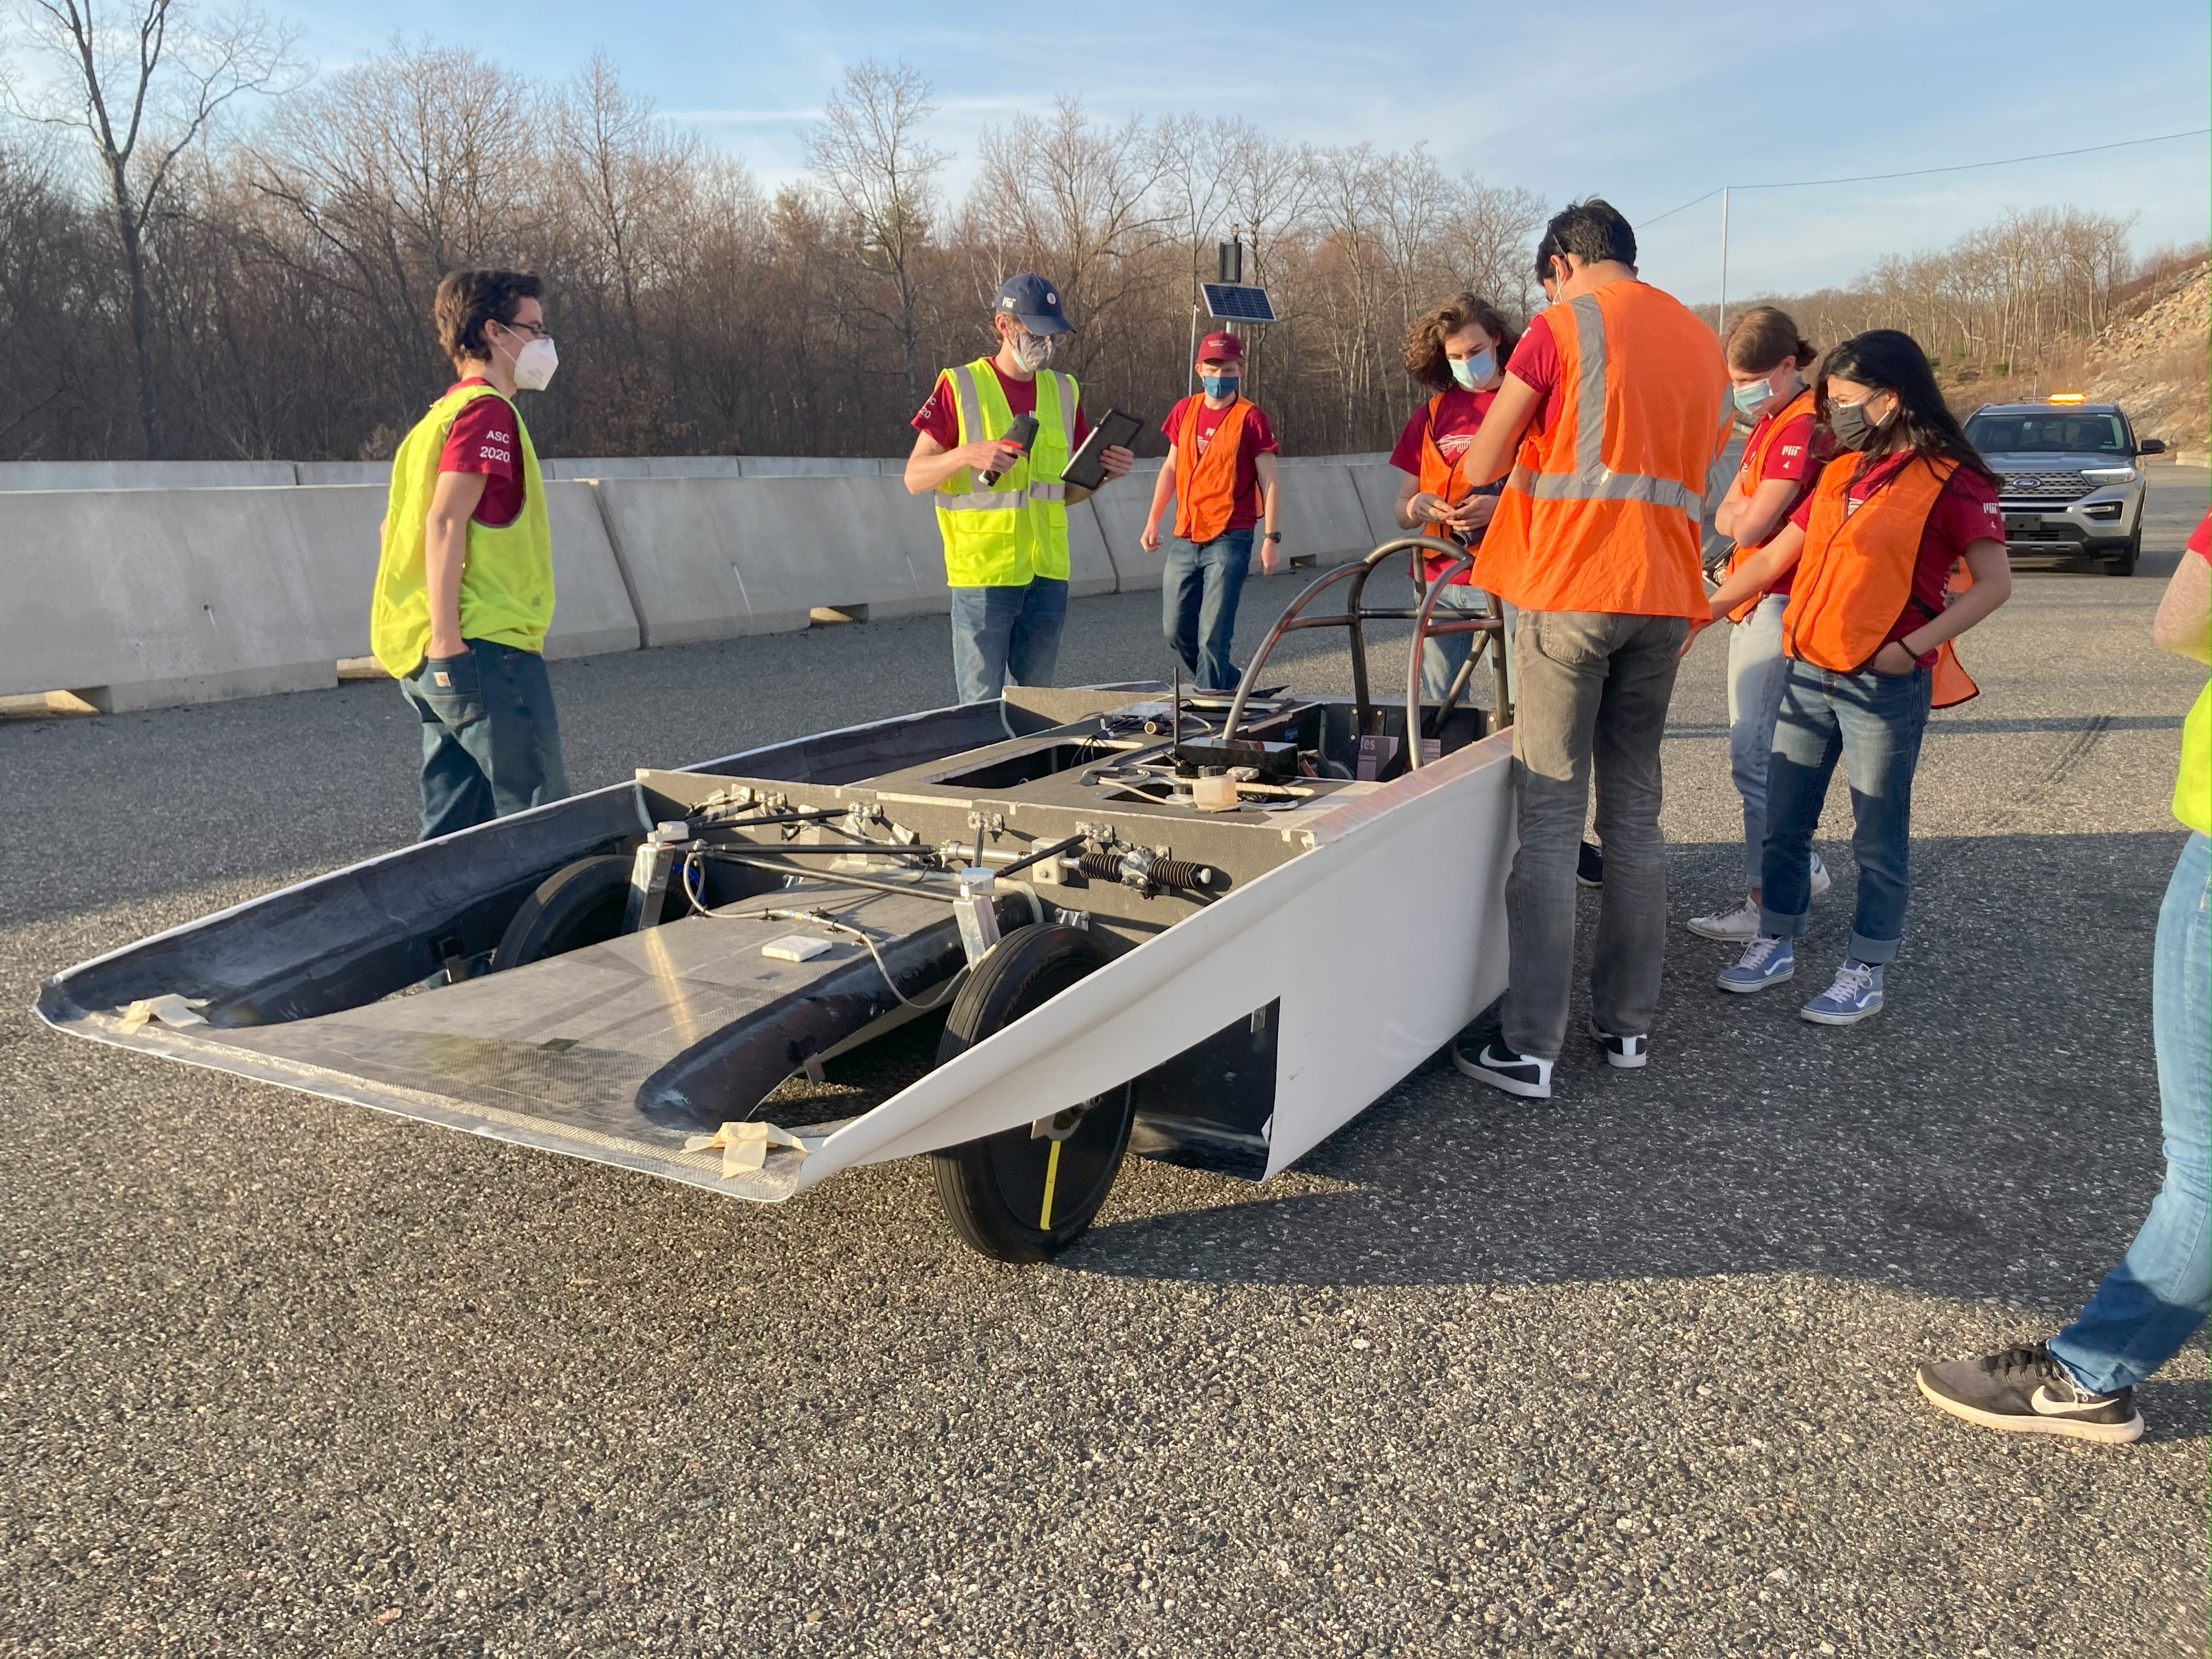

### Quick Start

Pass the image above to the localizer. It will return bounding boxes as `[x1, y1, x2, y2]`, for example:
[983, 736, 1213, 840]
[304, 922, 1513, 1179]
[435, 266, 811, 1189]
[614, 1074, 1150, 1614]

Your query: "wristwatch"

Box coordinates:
[1265, 531, 1282, 543]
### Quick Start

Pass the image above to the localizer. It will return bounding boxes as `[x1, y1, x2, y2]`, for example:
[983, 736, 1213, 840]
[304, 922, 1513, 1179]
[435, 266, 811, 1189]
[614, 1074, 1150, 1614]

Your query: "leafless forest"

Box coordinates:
[0, 7, 2196, 463]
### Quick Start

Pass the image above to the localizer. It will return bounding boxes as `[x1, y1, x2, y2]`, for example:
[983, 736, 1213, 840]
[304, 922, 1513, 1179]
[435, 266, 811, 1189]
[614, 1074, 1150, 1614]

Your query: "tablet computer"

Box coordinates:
[1060, 407, 1146, 492]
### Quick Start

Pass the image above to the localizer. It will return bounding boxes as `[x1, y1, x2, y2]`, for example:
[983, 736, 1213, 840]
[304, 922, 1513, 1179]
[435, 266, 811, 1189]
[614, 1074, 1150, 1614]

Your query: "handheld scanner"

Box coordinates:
[981, 412, 1040, 485]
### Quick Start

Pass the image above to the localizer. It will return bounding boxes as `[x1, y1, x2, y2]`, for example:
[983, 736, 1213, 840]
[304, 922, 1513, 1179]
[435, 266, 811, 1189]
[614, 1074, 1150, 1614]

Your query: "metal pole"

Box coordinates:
[1717, 185, 1730, 334]
[1189, 302, 1198, 398]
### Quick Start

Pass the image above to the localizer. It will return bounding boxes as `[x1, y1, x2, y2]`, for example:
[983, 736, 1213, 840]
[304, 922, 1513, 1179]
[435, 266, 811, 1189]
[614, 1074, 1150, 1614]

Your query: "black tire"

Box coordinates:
[927, 925, 1133, 1262]
[2106, 526, 2140, 577]
[492, 853, 685, 970]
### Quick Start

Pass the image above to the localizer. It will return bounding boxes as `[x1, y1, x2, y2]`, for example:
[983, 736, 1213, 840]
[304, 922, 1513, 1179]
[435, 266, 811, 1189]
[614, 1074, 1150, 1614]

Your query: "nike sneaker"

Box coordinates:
[1452, 1036, 1553, 1100]
[1584, 1017, 1647, 1069]
[1915, 1342, 2143, 1444]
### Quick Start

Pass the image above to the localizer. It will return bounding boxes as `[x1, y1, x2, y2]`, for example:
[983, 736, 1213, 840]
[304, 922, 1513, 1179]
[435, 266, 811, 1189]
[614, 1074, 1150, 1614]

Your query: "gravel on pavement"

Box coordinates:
[2, 471, 2205, 1657]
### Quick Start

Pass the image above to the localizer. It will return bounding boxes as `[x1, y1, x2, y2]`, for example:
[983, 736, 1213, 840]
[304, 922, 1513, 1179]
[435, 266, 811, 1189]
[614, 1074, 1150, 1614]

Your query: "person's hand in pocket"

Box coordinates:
[1870, 640, 1920, 675]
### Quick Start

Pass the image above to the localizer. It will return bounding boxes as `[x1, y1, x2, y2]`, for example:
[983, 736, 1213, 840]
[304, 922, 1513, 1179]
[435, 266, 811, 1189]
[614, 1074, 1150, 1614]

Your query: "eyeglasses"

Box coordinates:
[497, 317, 550, 340]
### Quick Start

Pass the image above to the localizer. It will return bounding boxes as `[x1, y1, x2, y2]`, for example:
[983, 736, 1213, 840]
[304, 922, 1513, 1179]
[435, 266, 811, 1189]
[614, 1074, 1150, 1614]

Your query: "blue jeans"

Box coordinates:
[1725, 594, 1793, 890]
[398, 637, 568, 841]
[1161, 528, 1252, 692]
[1759, 658, 1930, 963]
[950, 577, 1068, 704]
[2050, 831, 2211, 1395]
[1419, 584, 1514, 712]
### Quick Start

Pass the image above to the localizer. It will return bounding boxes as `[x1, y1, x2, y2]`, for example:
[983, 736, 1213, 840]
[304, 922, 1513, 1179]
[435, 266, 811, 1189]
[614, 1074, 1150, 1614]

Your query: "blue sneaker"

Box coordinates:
[1801, 959, 1884, 1025]
[1718, 933, 1794, 993]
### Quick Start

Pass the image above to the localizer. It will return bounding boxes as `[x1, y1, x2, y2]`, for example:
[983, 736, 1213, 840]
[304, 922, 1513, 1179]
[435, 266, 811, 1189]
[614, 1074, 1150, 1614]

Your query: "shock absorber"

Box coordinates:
[1079, 846, 1216, 894]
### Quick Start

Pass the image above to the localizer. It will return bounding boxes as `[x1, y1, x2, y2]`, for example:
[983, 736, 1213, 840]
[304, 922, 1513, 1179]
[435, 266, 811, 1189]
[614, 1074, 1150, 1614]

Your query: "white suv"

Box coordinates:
[1964, 400, 2165, 576]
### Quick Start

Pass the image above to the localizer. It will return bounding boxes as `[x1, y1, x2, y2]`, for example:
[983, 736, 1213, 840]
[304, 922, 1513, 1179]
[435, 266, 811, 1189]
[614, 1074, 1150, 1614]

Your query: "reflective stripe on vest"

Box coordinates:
[932, 358, 1075, 586]
[1724, 387, 1818, 622]
[1172, 396, 1251, 543]
[1782, 450, 1979, 708]
[1479, 283, 1729, 618]
[1417, 392, 1475, 504]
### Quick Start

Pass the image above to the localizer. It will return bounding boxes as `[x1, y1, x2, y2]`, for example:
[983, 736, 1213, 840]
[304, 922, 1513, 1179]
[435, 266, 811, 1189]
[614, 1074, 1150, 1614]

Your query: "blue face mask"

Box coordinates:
[1732, 377, 1775, 418]
[1200, 374, 1239, 399]
[1448, 350, 1495, 392]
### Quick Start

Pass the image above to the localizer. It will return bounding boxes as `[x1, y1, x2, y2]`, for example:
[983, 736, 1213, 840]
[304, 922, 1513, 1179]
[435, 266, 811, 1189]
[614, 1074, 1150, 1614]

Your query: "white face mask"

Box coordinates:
[509, 335, 558, 391]
[1011, 328, 1056, 372]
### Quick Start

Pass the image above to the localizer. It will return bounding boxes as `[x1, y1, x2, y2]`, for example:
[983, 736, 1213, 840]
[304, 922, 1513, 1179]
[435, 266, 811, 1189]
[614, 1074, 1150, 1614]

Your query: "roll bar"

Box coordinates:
[1222, 535, 1513, 769]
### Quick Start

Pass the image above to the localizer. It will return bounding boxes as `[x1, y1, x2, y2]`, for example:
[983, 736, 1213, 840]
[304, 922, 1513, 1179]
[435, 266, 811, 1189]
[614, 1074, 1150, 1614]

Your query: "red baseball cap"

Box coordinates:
[1195, 331, 1245, 364]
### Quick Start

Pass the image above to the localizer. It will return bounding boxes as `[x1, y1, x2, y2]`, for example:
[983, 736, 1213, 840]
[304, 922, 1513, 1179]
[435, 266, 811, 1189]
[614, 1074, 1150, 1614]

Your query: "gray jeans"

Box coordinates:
[1503, 609, 1689, 1059]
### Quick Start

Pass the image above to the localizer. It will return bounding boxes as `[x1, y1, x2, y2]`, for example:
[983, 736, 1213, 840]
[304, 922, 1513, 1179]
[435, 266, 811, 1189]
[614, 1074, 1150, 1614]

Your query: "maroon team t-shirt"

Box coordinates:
[1503, 313, 1565, 436]
[1389, 386, 1500, 585]
[1788, 453, 2006, 663]
[1159, 396, 1278, 531]
[439, 380, 525, 528]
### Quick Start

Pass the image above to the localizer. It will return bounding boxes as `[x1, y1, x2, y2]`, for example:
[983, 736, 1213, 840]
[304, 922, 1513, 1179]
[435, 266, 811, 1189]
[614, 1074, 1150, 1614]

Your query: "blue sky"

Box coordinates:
[259, 0, 2207, 302]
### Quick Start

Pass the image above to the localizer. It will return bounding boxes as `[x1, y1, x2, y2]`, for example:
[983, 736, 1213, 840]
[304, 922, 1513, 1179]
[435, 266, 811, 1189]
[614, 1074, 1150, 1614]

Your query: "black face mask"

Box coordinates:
[1828, 397, 1888, 451]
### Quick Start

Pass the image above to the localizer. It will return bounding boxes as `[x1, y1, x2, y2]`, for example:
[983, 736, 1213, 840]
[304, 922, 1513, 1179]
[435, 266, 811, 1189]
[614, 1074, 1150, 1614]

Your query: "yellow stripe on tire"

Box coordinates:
[1039, 1139, 1062, 1231]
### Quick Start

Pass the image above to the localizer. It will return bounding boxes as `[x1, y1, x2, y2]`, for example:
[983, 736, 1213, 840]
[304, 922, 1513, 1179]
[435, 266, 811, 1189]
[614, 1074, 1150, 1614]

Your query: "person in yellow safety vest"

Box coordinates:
[904, 274, 1135, 703]
[370, 269, 568, 840]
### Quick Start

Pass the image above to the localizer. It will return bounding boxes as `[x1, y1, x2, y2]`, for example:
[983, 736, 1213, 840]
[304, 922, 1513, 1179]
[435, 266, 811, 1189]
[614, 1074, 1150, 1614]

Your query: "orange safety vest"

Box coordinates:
[1415, 393, 1489, 586]
[1480, 280, 1730, 618]
[1784, 452, 1980, 708]
[1724, 387, 1817, 623]
[1172, 396, 1253, 544]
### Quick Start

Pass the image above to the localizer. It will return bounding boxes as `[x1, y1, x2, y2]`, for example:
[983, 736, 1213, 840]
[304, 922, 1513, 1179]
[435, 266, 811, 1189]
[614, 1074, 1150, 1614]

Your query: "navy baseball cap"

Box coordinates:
[993, 273, 1071, 335]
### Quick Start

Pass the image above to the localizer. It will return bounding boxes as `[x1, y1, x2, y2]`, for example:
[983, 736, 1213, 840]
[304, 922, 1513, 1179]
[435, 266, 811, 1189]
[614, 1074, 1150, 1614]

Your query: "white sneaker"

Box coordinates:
[1808, 853, 1832, 898]
[1688, 898, 1761, 941]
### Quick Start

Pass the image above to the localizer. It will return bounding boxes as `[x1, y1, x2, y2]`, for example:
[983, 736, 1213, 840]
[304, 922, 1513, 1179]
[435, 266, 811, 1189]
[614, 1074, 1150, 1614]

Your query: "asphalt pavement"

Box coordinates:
[2, 469, 2207, 1658]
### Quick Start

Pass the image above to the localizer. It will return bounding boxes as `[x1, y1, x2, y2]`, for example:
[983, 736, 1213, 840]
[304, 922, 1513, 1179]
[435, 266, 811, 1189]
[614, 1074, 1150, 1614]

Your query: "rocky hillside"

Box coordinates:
[2081, 262, 2208, 453]
[1949, 262, 2209, 456]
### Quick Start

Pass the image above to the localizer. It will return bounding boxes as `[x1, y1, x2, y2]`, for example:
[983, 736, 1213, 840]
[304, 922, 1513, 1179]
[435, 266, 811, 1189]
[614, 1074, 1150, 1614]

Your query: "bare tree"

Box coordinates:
[804, 59, 946, 415]
[4, 0, 295, 455]
[557, 48, 695, 344]
[1442, 178, 1547, 320]
[973, 98, 1169, 379]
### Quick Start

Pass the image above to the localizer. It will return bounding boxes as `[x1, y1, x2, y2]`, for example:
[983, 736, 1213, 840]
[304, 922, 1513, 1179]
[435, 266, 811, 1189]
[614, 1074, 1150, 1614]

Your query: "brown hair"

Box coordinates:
[434, 269, 543, 369]
[1723, 306, 1815, 375]
[1403, 291, 1519, 394]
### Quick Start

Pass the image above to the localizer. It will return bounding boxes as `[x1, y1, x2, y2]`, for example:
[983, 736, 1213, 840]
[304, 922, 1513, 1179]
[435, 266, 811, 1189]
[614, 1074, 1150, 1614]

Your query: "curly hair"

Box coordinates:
[433, 269, 543, 370]
[1402, 291, 1520, 394]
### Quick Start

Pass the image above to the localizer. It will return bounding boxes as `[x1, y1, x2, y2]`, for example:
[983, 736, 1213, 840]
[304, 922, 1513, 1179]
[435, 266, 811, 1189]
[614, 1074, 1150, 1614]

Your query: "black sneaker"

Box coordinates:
[1451, 1035, 1554, 1099]
[1584, 1017, 1647, 1069]
[1577, 842, 1604, 889]
[1915, 1342, 2143, 1444]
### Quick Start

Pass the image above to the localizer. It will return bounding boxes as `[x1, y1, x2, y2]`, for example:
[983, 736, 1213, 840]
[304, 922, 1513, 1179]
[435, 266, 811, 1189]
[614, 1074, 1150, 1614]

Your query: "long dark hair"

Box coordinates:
[1814, 329, 1997, 488]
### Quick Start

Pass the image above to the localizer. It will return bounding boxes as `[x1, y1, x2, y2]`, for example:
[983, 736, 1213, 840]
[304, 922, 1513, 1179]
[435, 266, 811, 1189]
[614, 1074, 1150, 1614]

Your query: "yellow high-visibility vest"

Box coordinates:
[370, 382, 554, 679]
[933, 357, 1075, 587]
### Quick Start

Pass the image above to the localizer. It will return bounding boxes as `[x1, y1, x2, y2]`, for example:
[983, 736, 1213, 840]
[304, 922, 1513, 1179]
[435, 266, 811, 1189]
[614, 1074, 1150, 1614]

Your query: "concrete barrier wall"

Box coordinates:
[541, 482, 645, 659]
[0, 487, 369, 709]
[0, 456, 909, 490]
[4, 453, 1410, 712]
[1087, 457, 1400, 592]
[0, 459, 302, 492]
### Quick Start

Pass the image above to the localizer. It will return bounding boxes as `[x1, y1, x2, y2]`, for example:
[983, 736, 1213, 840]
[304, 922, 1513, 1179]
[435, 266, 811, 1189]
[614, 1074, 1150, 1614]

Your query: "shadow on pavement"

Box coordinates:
[1071, 830, 2204, 1387]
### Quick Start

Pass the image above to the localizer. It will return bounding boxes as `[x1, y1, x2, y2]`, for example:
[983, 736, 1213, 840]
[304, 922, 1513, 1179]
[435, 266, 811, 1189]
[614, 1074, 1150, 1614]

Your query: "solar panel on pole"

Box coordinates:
[1201, 284, 1277, 324]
